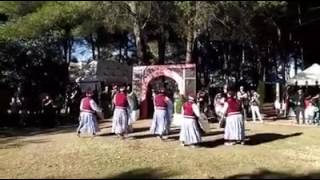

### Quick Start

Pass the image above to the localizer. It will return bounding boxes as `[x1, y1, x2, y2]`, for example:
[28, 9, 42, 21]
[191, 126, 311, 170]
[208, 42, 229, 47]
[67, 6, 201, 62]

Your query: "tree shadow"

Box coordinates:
[104, 167, 179, 179]
[245, 132, 303, 146]
[0, 139, 49, 149]
[0, 125, 76, 138]
[0, 125, 76, 145]
[222, 169, 320, 179]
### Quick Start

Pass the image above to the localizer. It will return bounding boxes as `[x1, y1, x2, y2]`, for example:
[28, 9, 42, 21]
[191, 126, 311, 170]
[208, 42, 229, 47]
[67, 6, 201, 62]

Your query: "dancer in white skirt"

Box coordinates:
[112, 86, 129, 139]
[223, 90, 245, 146]
[179, 95, 201, 148]
[77, 89, 103, 137]
[150, 87, 170, 140]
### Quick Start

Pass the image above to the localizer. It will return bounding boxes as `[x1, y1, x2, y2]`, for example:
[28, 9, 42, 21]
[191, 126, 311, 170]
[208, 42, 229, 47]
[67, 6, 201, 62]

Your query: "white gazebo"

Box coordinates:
[287, 63, 320, 86]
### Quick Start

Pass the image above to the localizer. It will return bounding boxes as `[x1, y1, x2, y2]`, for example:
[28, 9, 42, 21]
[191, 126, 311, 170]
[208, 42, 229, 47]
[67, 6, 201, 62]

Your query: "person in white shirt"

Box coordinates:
[250, 90, 263, 122]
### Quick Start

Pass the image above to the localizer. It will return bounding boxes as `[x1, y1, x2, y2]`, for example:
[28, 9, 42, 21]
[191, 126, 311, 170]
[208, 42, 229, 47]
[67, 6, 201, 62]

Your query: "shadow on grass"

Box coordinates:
[222, 169, 320, 179]
[199, 139, 225, 148]
[199, 132, 302, 148]
[0, 125, 76, 138]
[105, 167, 178, 179]
[0, 125, 76, 146]
[0, 139, 49, 149]
[245, 132, 303, 146]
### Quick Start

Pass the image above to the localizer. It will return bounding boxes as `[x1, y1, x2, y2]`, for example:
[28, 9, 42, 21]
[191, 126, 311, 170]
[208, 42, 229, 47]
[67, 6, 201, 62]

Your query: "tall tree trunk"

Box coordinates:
[300, 45, 304, 70]
[221, 42, 228, 84]
[68, 38, 72, 64]
[186, 21, 193, 64]
[119, 43, 122, 63]
[227, 42, 231, 71]
[63, 41, 68, 64]
[223, 42, 227, 70]
[124, 39, 128, 62]
[186, 1, 197, 64]
[129, 2, 147, 65]
[158, 28, 166, 65]
[90, 34, 96, 60]
[240, 43, 245, 79]
[63, 33, 69, 64]
[265, 42, 271, 81]
[62, 28, 71, 81]
[297, 2, 304, 70]
[97, 45, 101, 60]
[294, 51, 298, 75]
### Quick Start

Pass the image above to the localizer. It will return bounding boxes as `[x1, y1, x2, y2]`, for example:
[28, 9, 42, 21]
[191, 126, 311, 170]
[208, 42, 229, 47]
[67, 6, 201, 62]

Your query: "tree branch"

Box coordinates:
[212, 14, 231, 30]
[141, 9, 152, 30]
[123, 2, 137, 17]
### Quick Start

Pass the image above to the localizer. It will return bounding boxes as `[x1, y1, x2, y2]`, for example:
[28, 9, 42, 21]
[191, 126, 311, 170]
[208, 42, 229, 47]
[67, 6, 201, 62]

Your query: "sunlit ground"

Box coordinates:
[0, 119, 320, 179]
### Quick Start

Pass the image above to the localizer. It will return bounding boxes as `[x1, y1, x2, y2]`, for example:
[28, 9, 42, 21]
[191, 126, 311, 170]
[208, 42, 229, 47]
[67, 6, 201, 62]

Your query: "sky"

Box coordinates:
[73, 41, 92, 62]
[73, 34, 135, 62]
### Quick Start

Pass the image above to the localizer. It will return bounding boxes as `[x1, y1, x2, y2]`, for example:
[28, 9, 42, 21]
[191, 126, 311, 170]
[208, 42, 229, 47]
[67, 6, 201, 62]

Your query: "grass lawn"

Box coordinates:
[0, 119, 320, 179]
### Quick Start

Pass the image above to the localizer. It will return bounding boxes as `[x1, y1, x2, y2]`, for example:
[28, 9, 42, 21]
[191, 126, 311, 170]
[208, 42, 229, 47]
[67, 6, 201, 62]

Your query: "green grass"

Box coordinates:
[0, 120, 320, 179]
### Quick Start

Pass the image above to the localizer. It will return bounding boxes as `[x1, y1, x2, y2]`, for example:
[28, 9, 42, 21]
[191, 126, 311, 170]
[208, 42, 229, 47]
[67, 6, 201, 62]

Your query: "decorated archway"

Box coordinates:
[132, 64, 196, 119]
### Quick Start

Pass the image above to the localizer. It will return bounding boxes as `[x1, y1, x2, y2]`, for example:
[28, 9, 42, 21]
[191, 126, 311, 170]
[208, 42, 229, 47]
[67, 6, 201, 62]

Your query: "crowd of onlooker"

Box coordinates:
[192, 85, 320, 126]
[4, 81, 320, 128]
[3, 82, 130, 128]
[4, 83, 83, 128]
[277, 87, 320, 125]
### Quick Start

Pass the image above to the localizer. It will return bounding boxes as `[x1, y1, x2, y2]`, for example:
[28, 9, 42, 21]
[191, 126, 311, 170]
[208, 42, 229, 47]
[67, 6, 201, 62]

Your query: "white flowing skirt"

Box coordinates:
[78, 112, 100, 135]
[112, 108, 129, 134]
[179, 117, 201, 145]
[150, 109, 170, 135]
[224, 114, 245, 141]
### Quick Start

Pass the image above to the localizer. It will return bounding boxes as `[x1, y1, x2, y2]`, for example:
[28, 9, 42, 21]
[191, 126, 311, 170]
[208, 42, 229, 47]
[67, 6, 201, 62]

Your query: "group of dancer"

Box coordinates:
[76, 85, 246, 147]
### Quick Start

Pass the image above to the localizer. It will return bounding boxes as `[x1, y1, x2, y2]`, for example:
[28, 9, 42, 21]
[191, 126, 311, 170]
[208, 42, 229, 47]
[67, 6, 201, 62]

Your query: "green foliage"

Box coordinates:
[0, 1, 93, 40]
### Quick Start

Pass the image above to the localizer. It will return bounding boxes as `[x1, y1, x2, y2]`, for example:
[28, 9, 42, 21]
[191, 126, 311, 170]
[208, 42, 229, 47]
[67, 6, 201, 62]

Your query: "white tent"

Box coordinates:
[287, 63, 320, 86]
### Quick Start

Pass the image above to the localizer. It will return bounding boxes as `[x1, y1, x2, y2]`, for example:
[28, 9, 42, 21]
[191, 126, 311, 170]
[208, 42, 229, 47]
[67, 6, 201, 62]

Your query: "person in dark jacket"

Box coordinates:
[290, 89, 305, 124]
